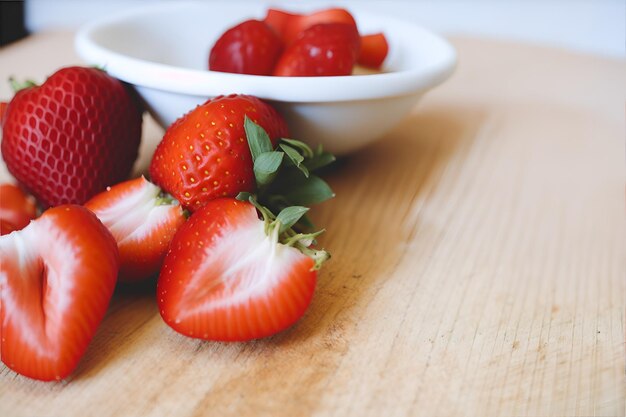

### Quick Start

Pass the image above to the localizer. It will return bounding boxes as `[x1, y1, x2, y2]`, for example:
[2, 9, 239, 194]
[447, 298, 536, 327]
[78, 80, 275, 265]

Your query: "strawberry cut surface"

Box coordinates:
[157, 198, 317, 342]
[0, 205, 119, 381]
[85, 176, 186, 282]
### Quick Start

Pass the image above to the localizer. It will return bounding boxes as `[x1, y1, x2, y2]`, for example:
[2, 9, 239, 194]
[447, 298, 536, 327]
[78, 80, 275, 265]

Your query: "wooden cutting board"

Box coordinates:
[0, 32, 624, 417]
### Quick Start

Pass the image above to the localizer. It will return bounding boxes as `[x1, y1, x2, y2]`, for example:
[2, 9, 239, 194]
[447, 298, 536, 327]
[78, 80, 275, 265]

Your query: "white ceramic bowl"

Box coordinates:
[75, 1, 456, 155]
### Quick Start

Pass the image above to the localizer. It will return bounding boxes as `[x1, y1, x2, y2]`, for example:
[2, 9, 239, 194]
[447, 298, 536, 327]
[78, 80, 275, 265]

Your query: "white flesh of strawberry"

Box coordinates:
[94, 180, 179, 244]
[179, 214, 306, 319]
[0, 217, 77, 357]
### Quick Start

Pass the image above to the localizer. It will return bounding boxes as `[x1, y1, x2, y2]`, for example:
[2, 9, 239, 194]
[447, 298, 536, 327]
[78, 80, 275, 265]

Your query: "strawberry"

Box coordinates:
[0, 101, 8, 125]
[273, 23, 361, 77]
[209, 19, 284, 75]
[0, 183, 37, 235]
[0, 204, 119, 381]
[263, 9, 299, 43]
[358, 33, 389, 69]
[157, 198, 329, 341]
[149, 94, 288, 211]
[1, 66, 143, 208]
[85, 176, 186, 282]
[264, 8, 357, 46]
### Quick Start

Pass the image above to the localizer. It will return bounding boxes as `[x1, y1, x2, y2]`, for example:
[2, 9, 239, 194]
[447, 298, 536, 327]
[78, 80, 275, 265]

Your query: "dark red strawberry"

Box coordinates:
[149, 94, 288, 211]
[209, 19, 284, 75]
[85, 176, 186, 282]
[0, 204, 119, 381]
[358, 33, 389, 68]
[0, 183, 37, 235]
[1, 66, 143, 208]
[273, 23, 361, 76]
[157, 198, 329, 341]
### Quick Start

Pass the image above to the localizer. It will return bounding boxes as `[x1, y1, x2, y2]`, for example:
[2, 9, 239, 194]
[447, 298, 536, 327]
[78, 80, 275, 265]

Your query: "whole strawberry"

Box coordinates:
[209, 19, 283, 75]
[273, 23, 360, 77]
[1, 66, 143, 208]
[149, 94, 288, 211]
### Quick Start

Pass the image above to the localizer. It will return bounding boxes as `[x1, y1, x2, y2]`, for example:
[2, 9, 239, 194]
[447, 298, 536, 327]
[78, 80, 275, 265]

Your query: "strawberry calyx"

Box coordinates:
[237, 193, 330, 270]
[8, 77, 38, 93]
[242, 115, 335, 230]
[235, 116, 335, 270]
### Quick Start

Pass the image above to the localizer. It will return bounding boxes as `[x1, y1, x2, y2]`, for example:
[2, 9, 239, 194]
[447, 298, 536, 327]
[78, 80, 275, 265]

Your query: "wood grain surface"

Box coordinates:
[0, 32, 624, 417]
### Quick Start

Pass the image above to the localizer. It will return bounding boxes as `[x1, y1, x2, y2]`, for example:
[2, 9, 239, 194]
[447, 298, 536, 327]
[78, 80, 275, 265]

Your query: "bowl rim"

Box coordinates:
[74, 1, 457, 103]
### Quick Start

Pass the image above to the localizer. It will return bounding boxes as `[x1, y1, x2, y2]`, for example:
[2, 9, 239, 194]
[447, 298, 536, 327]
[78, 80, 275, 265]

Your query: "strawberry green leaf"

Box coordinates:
[299, 213, 315, 229]
[305, 146, 336, 172]
[280, 138, 314, 158]
[236, 191, 255, 202]
[254, 151, 284, 187]
[276, 206, 309, 234]
[245, 116, 273, 161]
[8, 77, 38, 93]
[281, 175, 335, 206]
[279, 144, 309, 178]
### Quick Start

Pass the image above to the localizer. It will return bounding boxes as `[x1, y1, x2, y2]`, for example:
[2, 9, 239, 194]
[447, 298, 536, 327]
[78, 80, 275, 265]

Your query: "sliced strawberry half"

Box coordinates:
[0, 183, 37, 235]
[157, 198, 329, 341]
[0, 205, 119, 381]
[85, 176, 186, 282]
[358, 33, 389, 69]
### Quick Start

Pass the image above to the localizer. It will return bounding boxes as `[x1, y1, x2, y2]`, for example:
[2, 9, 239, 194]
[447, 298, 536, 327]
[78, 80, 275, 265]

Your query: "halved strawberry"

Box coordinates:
[263, 8, 298, 42]
[358, 33, 389, 69]
[0, 205, 119, 381]
[84, 176, 186, 282]
[0, 183, 37, 235]
[157, 198, 329, 341]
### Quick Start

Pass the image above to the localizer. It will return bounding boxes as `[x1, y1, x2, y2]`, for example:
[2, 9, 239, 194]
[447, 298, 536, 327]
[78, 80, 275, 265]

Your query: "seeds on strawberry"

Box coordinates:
[1, 66, 143, 208]
[149, 94, 288, 211]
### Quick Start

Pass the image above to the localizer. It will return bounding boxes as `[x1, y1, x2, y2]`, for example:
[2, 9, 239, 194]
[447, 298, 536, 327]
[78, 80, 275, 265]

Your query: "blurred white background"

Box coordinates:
[24, 0, 625, 58]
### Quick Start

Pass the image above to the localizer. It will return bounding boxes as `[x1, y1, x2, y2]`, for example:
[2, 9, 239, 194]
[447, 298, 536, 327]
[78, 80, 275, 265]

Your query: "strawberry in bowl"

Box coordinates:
[75, 3, 456, 154]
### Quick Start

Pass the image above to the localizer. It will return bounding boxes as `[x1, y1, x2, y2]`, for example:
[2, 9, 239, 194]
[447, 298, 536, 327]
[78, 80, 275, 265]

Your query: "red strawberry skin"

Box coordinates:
[0, 183, 37, 235]
[273, 23, 361, 77]
[0, 204, 119, 381]
[1, 66, 143, 208]
[265, 8, 357, 46]
[149, 94, 288, 211]
[209, 19, 283, 75]
[157, 198, 316, 341]
[85, 176, 186, 282]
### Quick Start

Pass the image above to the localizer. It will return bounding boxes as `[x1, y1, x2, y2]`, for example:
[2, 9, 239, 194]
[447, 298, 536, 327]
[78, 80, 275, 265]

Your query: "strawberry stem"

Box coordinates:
[8, 77, 38, 93]
[240, 193, 330, 270]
